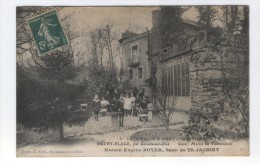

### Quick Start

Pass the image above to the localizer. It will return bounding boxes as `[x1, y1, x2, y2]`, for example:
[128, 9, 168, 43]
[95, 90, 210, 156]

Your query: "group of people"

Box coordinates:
[91, 88, 150, 127]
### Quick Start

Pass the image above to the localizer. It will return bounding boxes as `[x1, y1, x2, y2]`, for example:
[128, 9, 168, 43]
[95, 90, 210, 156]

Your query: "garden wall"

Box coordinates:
[189, 44, 248, 115]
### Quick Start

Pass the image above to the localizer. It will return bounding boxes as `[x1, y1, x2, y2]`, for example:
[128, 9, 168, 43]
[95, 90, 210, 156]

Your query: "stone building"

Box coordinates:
[189, 34, 248, 115]
[119, 30, 151, 94]
[147, 10, 205, 111]
[148, 9, 248, 114]
[119, 9, 248, 115]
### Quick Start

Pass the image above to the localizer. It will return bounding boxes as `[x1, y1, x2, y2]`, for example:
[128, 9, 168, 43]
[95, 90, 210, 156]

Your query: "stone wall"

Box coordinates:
[189, 45, 248, 115]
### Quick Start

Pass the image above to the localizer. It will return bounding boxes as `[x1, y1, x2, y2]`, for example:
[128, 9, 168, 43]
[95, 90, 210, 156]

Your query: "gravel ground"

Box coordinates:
[64, 110, 189, 136]
[17, 111, 189, 147]
[16, 111, 249, 157]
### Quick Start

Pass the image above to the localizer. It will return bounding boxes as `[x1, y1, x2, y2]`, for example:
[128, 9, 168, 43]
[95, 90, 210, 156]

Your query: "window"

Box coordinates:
[177, 64, 181, 96]
[167, 67, 173, 96]
[161, 68, 167, 94]
[181, 63, 186, 96]
[170, 67, 173, 96]
[132, 45, 138, 63]
[185, 62, 190, 96]
[138, 67, 143, 79]
[162, 62, 190, 97]
[129, 69, 133, 79]
[174, 65, 178, 96]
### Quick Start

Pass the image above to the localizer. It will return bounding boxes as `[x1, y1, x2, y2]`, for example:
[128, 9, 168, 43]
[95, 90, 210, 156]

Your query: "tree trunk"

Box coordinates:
[165, 123, 169, 131]
[206, 6, 211, 32]
[165, 119, 170, 131]
[225, 6, 229, 28]
[59, 122, 64, 139]
[242, 6, 249, 35]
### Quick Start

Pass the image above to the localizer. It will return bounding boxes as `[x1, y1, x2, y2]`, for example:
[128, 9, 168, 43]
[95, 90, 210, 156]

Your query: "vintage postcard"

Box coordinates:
[16, 6, 249, 157]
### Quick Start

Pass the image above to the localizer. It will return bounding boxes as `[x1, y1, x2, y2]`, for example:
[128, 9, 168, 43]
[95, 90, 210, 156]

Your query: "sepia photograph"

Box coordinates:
[16, 6, 249, 157]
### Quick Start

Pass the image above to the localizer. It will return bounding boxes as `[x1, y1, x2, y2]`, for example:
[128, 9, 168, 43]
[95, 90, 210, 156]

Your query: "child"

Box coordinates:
[123, 92, 132, 117]
[92, 95, 101, 121]
[100, 96, 109, 117]
[116, 94, 125, 127]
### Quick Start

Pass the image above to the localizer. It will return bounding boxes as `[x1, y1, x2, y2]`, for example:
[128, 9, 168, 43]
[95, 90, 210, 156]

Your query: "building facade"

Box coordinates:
[119, 30, 151, 94]
[119, 9, 248, 114]
[147, 10, 204, 111]
[148, 9, 248, 114]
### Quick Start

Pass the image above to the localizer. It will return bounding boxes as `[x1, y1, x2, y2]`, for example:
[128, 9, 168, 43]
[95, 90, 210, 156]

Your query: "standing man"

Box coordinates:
[130, 92, 136, 116]
[113, 89, 120, 100]
[116, 94, 125, 127]
[133, 87, 138, 97]
[140, 96, 149, 115]
[109, 96, 117, 112]
[92, 95, 101, 121]
[138, 88, 145, 99]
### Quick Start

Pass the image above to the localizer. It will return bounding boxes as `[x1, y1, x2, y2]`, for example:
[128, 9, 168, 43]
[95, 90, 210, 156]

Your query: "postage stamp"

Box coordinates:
[27, 10, 68, 54]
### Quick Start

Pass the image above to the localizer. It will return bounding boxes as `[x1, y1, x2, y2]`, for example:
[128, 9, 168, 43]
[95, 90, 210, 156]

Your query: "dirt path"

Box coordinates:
[17, 111, 190, 156]
[17, 122, 186, 157]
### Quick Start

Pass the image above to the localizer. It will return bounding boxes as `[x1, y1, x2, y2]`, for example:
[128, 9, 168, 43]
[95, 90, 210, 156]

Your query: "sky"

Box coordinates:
[58, 7, 160, 65]
[59, 6, 203, 37]
[18, 6, 230, 66]
[57, 6, 203, 65]
[60, 7, 159, 38]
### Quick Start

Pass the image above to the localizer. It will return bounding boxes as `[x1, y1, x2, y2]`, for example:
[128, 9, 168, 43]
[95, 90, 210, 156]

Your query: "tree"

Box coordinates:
[241, 6, 249, 35]
[17, 53, 92, 140]
[195, 6, 218, 31]
[240, 6, 249, 88]
[16, 7, 84, 68]
[85, 23, 119, 95]
[148, 6, 185, 96]
[222, 88, 249, 135]
[103, 24, 116, 71]
[17, 63, 92, 139]
[16, 7, 91, 139]
[86, 56, 118, 96]
[16, 7, 49, 65]
[219, 6, 249, 35]
[158, 6, 184, 48]
[151, 71, 177, 131]
[220, 6, 241, 34]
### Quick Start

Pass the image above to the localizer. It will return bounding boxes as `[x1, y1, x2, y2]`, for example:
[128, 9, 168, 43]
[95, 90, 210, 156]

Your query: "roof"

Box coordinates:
[119, 31, 148, 44]
[182, 19, 202, 29]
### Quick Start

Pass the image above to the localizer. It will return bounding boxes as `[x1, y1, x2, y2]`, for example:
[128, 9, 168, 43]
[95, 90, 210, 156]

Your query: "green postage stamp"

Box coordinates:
[27, 10, 68, 54]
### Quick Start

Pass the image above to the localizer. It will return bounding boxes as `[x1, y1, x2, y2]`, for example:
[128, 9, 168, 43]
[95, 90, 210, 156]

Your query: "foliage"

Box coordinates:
[17, 62, 92, 138]
[34, 51, 77, 80]
[158, 6, 184, 48]
[148, 60, 158, 95]
[220, 6, 239, 33]
[86, 58, 118, 96]
[16, 6, 91, 139]
[241, 6, 249, 35]
[16, 6, 84, 68]
[195, 6, 218, 31]
[118, 80, 132, 95]
[151, 71, 177, 131]
[222, 87, 249, 134]
[85, 23, 119, 95]
[220, 6, 249, 35]
[16, 7, 51, 64]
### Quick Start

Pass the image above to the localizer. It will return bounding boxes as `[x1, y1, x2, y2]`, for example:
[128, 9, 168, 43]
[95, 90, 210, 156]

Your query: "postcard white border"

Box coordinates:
[1, 0, 260, 164]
